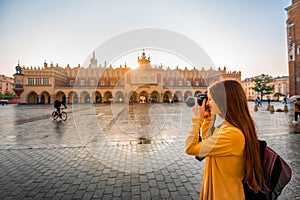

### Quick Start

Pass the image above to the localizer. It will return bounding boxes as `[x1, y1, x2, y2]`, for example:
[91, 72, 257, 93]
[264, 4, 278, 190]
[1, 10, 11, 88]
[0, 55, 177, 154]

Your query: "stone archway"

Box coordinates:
[103, 91, 113, 103]
[27, 91, 38, 104]
[115, 91, 124, 103]
[80, 91, 90, 103]
[139, 91, 148, 103]
[150, 91, 160, 103]
[40, 91, 51, 104]
[128, 91, 138, 103]
[68, 91, 78, 104]
[163, 91, 172, 103]
[174, 91, 183, 102]
[95, 91, 102, 104]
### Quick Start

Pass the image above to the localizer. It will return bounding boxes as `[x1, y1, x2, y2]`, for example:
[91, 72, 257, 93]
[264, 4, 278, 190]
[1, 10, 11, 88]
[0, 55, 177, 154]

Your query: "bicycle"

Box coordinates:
[52, 108, 67, 121]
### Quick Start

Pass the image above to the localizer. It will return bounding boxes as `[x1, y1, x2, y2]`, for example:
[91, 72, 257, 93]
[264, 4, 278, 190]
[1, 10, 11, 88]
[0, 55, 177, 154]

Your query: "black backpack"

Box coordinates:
[54, 100, 61, 108]
[244, 140, 292, 200]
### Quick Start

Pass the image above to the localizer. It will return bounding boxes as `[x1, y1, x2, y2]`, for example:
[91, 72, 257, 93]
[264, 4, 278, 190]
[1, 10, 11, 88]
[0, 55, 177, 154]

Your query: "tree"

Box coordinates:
[252, 74, 274, 100]
[273, 92, 284, 101]
[0, 91, 16, 100]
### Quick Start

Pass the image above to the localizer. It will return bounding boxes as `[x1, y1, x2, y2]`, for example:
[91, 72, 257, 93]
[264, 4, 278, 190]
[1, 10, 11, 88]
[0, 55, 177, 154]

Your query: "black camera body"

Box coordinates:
[185, 93, 208, 107]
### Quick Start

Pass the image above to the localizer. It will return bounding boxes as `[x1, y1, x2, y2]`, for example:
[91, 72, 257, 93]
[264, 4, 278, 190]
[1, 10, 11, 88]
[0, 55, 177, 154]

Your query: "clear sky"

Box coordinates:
[0, 0, 290, 79]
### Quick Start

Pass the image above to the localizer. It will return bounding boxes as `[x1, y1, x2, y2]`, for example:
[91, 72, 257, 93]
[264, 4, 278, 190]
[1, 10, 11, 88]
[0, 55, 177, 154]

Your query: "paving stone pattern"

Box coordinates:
[0, 102, 299, 199]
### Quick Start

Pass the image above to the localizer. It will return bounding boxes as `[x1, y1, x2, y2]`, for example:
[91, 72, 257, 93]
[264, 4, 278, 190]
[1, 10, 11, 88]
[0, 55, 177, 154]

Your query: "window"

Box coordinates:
[91, 80, 95, 86]
[195, 81, 199, 86]
[43, 78, 50, 85]
[298, 46, 300, 55]
[70, 80, 74, 85]
[27, 78, 50, 85]
[170, 80, 174, 86]
[110, 81, 114, 86]
[81, 80, 85, 86]
[289, 43, 295, 61]
[186, 81, 191, 86]
[28, 78, 34, 85]
[36, 78, 41, 85]
[101, 81, 105, 86]
[179, 81, 183, 86]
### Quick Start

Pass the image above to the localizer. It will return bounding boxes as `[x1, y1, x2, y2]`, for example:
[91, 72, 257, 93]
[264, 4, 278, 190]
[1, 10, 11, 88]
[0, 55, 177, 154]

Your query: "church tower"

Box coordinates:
[286, 0, 300, 96]
[137, 50, 151, 68]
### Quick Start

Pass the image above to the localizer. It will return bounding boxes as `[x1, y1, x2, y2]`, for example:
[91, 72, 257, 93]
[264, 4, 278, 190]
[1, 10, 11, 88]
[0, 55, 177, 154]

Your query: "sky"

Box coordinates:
[0, 0, 291, 79]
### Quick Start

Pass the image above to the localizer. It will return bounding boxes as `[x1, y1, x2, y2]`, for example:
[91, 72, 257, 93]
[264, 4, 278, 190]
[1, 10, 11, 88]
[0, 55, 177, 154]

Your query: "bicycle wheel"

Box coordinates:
[61, 112, 67, 121]
[52, 111, 58, 120]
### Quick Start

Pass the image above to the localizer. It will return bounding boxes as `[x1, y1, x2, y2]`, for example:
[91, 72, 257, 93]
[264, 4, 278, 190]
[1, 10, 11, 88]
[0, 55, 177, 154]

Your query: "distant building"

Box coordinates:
[13, 51, 241, 104]
[242, 76, 258, 101]
[286, 0, 300, 96]
[242, 75, 289, 101]
[0, 74, 14, 94]
[272, 76, 289, 100]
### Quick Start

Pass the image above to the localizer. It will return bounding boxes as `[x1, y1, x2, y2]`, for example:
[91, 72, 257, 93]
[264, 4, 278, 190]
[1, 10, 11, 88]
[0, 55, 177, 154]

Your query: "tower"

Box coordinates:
[13, 61, 25, 104]
[90, 51, 98, 68]
[137, 50, 151, 67]
[286, 0, 300, 96]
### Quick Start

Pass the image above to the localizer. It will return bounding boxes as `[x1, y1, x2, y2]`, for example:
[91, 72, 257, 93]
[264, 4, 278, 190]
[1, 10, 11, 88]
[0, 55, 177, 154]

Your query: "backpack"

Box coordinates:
[54, 100, 61, 108]
[244, 140, 292, 200]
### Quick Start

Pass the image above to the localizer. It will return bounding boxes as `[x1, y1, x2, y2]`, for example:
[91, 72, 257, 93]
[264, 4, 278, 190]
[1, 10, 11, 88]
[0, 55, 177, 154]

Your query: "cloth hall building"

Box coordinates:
[13, 51, 241, 104]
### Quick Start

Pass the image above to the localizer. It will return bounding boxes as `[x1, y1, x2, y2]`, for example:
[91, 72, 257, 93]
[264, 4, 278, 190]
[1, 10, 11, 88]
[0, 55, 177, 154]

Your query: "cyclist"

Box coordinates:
[54, 98, 67, 116]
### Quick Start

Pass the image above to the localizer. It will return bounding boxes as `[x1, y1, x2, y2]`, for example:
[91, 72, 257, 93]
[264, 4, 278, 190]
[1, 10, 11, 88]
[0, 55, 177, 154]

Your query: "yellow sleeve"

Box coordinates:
[199, 127, 245, 157]
[186, 126, 245, 157]
[185, 116, 212, 155]
[202, 115, 214, 139]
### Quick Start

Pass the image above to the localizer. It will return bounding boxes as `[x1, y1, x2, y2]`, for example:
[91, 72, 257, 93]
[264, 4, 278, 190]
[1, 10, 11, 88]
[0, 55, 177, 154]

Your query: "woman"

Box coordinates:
[185, 80, 265, 200]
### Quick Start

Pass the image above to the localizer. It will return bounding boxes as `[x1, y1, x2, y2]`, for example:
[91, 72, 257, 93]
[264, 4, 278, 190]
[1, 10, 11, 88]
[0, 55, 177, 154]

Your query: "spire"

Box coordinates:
[90, 51, 98, 68]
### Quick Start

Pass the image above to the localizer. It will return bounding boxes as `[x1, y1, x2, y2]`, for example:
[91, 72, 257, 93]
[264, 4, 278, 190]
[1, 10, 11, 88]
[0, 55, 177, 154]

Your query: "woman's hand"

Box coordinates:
[192, 98, 207, 118]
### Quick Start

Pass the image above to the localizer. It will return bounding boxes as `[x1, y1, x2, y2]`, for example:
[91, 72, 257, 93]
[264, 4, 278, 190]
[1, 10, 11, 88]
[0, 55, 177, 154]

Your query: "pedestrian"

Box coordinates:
[267, 97, 270, 105]
[292, 98, 300, 124]
[185, 80, 265, 200]
[257, 97, 261, 107]
[283, 96, 287, 104]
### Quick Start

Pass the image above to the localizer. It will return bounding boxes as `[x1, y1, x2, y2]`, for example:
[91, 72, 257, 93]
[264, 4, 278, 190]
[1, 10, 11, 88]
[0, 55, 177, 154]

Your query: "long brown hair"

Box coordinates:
[209, 80, 265, 193]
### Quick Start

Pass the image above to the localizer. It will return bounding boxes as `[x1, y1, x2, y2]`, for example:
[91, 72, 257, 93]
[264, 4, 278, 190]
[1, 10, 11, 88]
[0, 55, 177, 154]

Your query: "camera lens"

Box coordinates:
[185, 93, 208, 107]
[185, 96, 195, 107]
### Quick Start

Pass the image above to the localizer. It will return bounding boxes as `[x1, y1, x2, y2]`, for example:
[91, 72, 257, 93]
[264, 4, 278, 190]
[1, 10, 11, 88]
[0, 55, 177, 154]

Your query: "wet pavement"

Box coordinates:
[0, 102, 299, 199]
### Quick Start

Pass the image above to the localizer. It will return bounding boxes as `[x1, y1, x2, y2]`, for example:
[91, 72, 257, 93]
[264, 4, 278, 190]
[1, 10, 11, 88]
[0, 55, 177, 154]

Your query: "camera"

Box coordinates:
[185, 93, 208, 107]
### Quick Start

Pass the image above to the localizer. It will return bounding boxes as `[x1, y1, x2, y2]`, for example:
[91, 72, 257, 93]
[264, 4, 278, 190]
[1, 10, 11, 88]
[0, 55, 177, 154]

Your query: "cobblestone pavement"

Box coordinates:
[0, 102, 299, 199]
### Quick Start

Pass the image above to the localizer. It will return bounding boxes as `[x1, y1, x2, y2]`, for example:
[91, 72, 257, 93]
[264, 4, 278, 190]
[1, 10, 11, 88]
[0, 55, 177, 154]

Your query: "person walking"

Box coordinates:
[257, 97, 262, 107]
[292, 98, 300, 124]
[185, 80, 265, 200]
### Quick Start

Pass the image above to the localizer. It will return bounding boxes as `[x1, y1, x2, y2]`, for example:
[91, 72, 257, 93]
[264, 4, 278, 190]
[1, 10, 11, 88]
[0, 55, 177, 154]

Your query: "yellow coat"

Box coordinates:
[185, 116, 245, 200]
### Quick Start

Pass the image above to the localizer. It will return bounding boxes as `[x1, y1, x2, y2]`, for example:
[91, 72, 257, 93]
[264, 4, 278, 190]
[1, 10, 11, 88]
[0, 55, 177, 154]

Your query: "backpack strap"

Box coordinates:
[258, 140, 267, 160]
